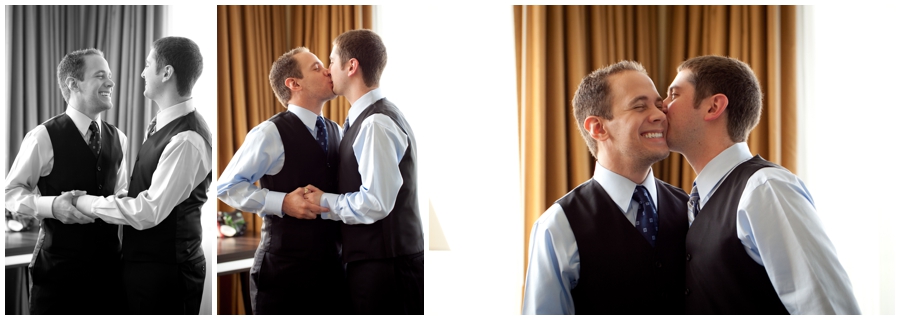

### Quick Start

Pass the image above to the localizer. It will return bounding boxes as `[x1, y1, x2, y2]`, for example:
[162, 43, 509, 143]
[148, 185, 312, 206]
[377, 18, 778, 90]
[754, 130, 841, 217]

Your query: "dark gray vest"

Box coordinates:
[559, 178, 689, 314]
[338, 98, 424, 262]
[684, 155, 788, 314]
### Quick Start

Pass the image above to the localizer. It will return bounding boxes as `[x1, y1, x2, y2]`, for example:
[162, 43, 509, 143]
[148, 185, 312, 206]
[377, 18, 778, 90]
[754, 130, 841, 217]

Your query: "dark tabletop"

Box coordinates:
[217, 235, 260, 263]
[5, 229, 39, 257]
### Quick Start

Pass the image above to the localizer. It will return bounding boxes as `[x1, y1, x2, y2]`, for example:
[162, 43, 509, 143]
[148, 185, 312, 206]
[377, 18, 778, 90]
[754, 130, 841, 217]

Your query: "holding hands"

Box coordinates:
[282, 185, 329, 219]
[51, 190, 95, 224]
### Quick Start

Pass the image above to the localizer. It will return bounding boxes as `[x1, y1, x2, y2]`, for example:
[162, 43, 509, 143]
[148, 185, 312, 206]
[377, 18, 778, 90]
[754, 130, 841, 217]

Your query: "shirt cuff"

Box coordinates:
[263, 191, 285, 218]
[320, 193, 339, 221]
[75, 195, 99, 217]
[36, 196, 56, 220]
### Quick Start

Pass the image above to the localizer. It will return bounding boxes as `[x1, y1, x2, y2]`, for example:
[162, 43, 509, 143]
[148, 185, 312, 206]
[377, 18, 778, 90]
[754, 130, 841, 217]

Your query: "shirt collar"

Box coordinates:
[693, 142, 753, 205]
[287, 104, 321, 131]
[347, 88, 384, 127]
[592, 162, 659, 214]
[65, 106, 100, 138]
[156, 99, 196, 131]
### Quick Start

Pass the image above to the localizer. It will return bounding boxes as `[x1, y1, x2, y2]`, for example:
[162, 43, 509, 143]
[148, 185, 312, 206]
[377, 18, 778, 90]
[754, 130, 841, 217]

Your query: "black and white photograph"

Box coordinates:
[3, 5, 216, 315]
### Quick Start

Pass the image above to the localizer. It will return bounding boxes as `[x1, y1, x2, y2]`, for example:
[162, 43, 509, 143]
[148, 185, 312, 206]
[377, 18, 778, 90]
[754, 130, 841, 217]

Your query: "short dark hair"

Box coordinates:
[153, 36, 203, 97]
[572, 60, 647, 159]
[268, 47, 309, 108]
[678, 55, 762, 142]
[333, 29, 387, 87]
[57, 48, 104, 103]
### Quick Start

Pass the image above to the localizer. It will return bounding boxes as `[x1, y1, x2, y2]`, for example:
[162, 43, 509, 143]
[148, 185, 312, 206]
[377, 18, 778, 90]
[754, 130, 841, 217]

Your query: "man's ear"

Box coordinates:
[66, 77, 79, 94]
[284, 77, 301, 92]
[347, 58, 359, 77]
[162, 65, 174, 82]
[584, 116, 610, 141]
[704, 93, 728, 121]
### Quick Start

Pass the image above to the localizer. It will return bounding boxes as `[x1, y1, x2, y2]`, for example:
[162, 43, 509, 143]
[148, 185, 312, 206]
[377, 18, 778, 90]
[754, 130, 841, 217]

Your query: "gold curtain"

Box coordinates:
[216, 5, 372, 315]
[660, 5, 797, 189]
[515, 4, 796, 287]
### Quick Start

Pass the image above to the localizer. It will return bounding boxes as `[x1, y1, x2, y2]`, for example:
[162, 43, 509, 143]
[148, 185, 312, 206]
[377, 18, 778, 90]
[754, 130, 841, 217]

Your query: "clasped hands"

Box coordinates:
[51, 190, 97, 224]
[282, 184, 328, 219]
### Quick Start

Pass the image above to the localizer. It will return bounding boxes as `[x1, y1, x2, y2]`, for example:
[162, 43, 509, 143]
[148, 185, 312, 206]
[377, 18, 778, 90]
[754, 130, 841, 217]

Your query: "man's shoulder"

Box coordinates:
[655, 178, 688, 199]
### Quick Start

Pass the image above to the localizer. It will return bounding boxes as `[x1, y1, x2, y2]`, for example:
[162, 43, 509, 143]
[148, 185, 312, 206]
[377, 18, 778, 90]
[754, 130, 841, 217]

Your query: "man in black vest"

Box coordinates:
[302, 29, 424, 315]
[521, 61, 689, 315]
[216, 46, 348, 314]
[662, 55, 859, 314]
[5, 48, 129, 315]
[69, 37, 212, 314]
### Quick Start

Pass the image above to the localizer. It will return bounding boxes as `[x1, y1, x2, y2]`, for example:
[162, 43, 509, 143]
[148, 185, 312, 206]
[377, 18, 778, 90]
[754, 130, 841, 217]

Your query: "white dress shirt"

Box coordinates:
[75, 99, 212, 230]
[319, 88, 410, 225]
[691, 142, 860, 314]
[5, 107, 129, 219]
[216, 105, 337, 218]
[521, 164, 659, 315]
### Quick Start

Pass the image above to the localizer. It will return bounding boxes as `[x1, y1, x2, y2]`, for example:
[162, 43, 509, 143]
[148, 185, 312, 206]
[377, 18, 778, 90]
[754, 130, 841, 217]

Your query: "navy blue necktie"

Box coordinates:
[633, 185, 658, 247]
[316, 116, 328, 153]
[688, 182, 700, 219]
[88, 121, 101, 159]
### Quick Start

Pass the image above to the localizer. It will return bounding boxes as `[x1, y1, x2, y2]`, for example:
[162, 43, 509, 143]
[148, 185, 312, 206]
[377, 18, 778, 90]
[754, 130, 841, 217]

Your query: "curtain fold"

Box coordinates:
[516, 4, 796, 289]
[6, 5, 165, 172]
[216, 5, 371, 315]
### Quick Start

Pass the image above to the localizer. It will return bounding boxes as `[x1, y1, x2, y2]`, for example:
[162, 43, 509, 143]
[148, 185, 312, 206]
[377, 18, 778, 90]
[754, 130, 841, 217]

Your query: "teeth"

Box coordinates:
[100, 92, 110, 97]
[643, 132, 662, 138]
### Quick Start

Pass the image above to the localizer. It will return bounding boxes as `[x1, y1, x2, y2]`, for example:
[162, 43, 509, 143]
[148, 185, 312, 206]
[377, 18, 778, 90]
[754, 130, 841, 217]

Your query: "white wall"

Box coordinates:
[169, 4, 217, 315]
[375, 4, 524, 315]
[803, 4, 899, 315]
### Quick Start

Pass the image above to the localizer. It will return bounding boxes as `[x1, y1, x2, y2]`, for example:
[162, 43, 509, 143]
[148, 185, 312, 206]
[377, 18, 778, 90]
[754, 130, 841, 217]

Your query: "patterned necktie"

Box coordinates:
[633, 185, 658, 247]
[688, 182, 700, 219]
[88, 121, 101, 159]
[147, 117, 157, 139]
[316, 116, 328, 153]
[343, 116, 350, 132]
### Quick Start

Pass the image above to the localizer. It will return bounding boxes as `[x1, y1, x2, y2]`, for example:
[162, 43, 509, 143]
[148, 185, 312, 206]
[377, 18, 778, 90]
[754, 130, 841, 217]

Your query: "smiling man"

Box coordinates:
[68, 36, 212, 314]
[4, 48, 129, 314]
[522, 61, 689, 315]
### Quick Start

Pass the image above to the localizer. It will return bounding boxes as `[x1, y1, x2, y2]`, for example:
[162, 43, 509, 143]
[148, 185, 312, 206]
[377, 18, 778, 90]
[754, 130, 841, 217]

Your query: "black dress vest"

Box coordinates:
[257, 111, 342, 259]
[558, 178, 689, 314]
[37, 113, 122, 257]
[338, 98, 424, 262]
[684, 155, 788, 314]
[122, 111, 211, 264]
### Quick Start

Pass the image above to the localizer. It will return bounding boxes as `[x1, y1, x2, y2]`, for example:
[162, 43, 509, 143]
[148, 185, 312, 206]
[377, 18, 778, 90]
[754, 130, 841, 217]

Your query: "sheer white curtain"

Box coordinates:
[375, 4, 523, 315]
[802, 5, 899, 315]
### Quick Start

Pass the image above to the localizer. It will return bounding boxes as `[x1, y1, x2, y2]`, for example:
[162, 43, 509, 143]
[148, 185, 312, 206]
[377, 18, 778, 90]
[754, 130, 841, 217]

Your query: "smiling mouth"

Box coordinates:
[642, 132, 663, 139]
[99, 92, 111, 97]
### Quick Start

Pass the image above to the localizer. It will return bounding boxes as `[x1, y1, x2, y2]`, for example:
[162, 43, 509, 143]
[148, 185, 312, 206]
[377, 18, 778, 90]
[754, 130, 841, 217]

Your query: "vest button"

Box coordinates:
[98, 184, 102, 190]
[97, 166, 101, 171]
[656, 261, 663, 268]
[685, 288, 691, 296]
[686, 254, 691, 261]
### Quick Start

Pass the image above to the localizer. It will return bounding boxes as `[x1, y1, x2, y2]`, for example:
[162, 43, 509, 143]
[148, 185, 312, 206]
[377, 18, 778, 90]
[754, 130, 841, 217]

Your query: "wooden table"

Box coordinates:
[217, 235, 259, 314]
[5, 230, 38, 268]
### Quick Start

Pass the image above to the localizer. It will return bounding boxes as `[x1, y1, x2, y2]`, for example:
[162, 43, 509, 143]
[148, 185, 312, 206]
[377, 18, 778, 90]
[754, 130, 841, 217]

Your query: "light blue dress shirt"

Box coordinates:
[319, 88, 410, 225]
[521, 164, 659, 315]
[691, 142, 860, 314]
[216, 105, 337, 217]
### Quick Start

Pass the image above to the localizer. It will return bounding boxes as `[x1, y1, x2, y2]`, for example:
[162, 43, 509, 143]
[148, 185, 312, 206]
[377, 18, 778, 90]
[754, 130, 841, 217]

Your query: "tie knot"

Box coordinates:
[316, 116, 326, 128]
[89, 121, 99, 133]
[690, 182, 699, 199]
[632, 185, 652, 205]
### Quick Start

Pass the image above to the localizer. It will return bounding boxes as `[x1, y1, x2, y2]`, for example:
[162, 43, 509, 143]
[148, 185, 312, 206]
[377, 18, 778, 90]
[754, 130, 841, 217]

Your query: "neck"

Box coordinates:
[154, 91, 190, 111]
[597, 154, 651, 184]
[681, 137, 735, 175]
[289, 96, 325, 115]
[344, 83, 376, 106]
[70, 102, 100, 120]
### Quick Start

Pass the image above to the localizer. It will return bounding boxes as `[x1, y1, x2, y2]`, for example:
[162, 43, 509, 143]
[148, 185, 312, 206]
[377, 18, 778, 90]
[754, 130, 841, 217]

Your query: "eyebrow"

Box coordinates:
[668, 85, 681, 92]
[629, 95, 660, 105]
